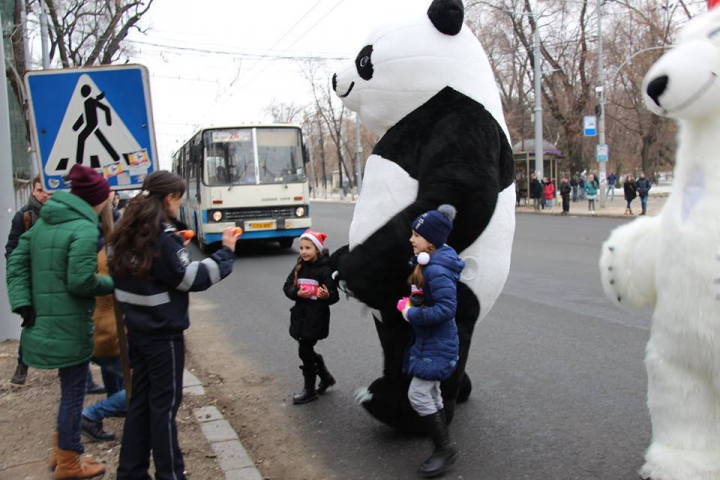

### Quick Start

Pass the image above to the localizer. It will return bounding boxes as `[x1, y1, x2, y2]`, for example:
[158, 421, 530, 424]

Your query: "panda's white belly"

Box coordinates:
[349, 153, 515, 322]
[349, 154, 418, 248]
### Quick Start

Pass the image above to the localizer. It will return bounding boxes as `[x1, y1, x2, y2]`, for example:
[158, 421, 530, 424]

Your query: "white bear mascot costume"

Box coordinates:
[599, 1, 720, 478]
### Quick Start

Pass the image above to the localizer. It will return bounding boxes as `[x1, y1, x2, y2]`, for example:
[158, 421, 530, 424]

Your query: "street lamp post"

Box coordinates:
[533, 10, 544, 180]
[597, 0, 607, 208]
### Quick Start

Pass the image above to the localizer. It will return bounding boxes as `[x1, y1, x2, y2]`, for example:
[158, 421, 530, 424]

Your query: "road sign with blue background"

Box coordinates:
[597, 144, 609, 162]
[583, 115, 597, 137]
[25, 64, 158, 191]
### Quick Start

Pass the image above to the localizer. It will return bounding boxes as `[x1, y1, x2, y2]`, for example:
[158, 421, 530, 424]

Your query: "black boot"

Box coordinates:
[81, 416, 116, 441]
[10, 363, 28, 385]
[292, 366, 318, 404]
[315, 354, 336, 394]
[419, 410, 456, 478]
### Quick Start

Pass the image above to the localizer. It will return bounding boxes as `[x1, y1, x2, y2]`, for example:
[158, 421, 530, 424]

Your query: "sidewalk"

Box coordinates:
[0, 339, 261, 480]
[311, 188, 670, 218]
[516, 189, 668, 218]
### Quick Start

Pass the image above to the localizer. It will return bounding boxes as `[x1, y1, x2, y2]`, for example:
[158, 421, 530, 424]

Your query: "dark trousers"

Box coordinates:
[117, 333, 185, 480]
[57, 362, 89, 453]
[562, 196, 570, 213]
[298, 339, 318, 371]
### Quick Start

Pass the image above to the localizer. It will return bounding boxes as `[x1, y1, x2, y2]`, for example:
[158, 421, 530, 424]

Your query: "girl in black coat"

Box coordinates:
[283, 230, 340, 404]
[624, 174, 637, 215]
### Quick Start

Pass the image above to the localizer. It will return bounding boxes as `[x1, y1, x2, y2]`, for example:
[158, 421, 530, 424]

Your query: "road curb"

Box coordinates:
[184, 371, 262, 480]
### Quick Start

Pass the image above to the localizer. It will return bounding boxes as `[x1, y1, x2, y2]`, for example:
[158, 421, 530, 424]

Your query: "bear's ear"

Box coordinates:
[428, 0, 464, 36]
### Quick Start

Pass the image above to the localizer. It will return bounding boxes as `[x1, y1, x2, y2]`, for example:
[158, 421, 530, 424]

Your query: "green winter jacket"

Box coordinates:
[6, 191, 114, 369]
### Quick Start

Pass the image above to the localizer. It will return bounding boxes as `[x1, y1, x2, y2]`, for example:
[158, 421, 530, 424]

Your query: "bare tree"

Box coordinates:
[263, 100, 305, 124]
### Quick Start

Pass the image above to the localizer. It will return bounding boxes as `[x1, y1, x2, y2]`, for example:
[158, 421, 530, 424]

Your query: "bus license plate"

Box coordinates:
[245, 220, 276, 231]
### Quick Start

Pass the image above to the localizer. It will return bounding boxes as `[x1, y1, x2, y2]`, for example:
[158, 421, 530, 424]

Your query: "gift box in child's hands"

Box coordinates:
[300, 284, 319, 297]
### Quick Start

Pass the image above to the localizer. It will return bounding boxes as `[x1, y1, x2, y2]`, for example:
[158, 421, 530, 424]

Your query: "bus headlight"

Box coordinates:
[295, 206, 306, 217]
[212, 211, 223, 222]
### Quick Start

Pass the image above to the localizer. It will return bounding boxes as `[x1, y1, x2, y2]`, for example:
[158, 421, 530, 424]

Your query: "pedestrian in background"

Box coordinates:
[109, 171, 239, 480]
[283, 229, 339, 405]
[82, 199, 125, 443]
[543, 177, 555, 210]
[570, 173, 579, 202]
[6, 164, 114, 479]
[579, 173, 587, 201]
[5, 175, 49, 385]
[559, 177, 571, 215]
[530, 172, 543, 211]
[624, 174, 637, 215]
[636, 172, 652, 215]
[585, 173, 599, 215]
[397, 204, 463, 477]
[606, 171, 617, 201]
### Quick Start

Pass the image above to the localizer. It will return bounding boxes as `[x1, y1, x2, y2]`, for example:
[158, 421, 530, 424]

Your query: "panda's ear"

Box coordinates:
[427, 0, 464, 36]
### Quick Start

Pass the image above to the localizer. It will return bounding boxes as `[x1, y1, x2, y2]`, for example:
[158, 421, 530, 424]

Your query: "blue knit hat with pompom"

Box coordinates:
[411, 204, 457, 247]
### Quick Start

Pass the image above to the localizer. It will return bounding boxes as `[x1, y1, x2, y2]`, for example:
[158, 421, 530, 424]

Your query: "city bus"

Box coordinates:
[171, 124, 311, 251]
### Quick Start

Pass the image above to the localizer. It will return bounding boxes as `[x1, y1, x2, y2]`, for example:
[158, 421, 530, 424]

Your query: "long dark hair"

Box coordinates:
[108, 171, 186, 277]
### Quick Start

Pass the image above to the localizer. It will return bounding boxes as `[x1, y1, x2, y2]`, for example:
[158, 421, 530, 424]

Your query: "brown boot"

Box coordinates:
[49, 433, 99, 471]
[624, 208, 630, 215]
[54, 448, 105, 479]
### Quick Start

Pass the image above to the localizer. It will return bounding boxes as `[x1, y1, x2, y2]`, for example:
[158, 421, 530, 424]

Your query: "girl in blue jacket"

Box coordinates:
[397, 204, 464, 478]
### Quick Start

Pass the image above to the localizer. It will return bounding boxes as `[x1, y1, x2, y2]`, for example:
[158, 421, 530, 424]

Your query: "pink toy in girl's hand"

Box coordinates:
[301, 284, 319, 296]
[396, 297, 410, 312]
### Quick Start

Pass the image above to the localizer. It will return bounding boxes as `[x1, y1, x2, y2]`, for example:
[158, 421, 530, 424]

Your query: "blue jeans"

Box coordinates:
[640, 194, 648, 213]
[606, 185, 615, 200]
[571, 185, 578, 202]
[58, 362, 89, 453]
[84, 389, 127, 421]
[94, 356, 124, 397]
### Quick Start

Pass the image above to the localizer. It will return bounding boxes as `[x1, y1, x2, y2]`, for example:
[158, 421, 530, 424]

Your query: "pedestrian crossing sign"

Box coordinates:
[25, 64, 158, 191]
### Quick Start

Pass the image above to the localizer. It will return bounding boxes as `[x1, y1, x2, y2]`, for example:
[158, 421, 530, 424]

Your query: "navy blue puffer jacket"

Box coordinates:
[403, 245, 464, 381]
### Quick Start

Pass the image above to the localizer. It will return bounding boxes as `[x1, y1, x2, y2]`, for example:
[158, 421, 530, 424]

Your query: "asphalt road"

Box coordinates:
[190, 203, 653, 480]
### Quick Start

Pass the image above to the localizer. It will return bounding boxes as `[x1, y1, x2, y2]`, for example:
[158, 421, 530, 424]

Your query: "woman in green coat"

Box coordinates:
[6, 164, 114, 480]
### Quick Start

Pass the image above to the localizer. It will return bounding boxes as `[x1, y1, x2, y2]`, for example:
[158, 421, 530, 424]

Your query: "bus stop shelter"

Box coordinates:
[513, 139, 563, 204]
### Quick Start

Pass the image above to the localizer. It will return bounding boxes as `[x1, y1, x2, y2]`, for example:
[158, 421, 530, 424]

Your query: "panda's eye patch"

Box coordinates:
[355, 45, 374, 81]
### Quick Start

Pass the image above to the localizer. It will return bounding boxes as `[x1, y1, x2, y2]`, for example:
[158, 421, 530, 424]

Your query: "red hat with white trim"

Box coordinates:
[299, 229, 327, 251]
[711, 0, 720, 8]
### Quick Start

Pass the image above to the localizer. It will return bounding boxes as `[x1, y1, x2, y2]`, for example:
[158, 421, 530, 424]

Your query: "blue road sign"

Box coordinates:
[584, 115, 597, 137]
[25, 64, 158, 191]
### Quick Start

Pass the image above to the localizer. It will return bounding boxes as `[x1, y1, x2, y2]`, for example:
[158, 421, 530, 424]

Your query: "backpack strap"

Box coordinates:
[23, 211, 31, 232]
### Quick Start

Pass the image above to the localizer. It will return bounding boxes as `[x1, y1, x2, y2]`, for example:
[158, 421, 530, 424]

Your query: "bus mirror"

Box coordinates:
[303, 145, 310, 164]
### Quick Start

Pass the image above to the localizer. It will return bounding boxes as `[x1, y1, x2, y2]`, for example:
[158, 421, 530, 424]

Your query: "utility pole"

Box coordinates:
[306, 126, 316, 199]
[533, 8, 544, 180]
[355, 113, 363, 195]
[39, 1, 51, 68]
[0, 13, 19, 341]
[597, 0, 607, 207]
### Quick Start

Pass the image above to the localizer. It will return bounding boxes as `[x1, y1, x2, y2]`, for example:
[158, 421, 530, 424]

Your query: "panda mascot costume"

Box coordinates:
[599, 1, 720, 479]
[331, 0, 515, 433]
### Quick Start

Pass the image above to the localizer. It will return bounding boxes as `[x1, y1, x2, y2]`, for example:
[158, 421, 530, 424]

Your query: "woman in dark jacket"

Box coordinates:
[283, 230, 339, 404]
[109, 171, 239, 480]
[530, 172, 544, 211]
[624, 174, 637, 215]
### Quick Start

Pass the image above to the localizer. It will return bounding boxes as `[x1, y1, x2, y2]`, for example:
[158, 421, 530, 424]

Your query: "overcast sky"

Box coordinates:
[127, 0, 435, 168]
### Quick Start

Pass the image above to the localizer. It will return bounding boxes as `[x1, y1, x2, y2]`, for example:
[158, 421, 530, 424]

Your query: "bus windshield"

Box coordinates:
[204, 127, 304, 186]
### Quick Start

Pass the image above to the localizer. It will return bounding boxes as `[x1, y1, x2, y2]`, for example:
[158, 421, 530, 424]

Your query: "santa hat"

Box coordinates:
[300, 229, 327, 251]
[710, 0, 720, 8]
